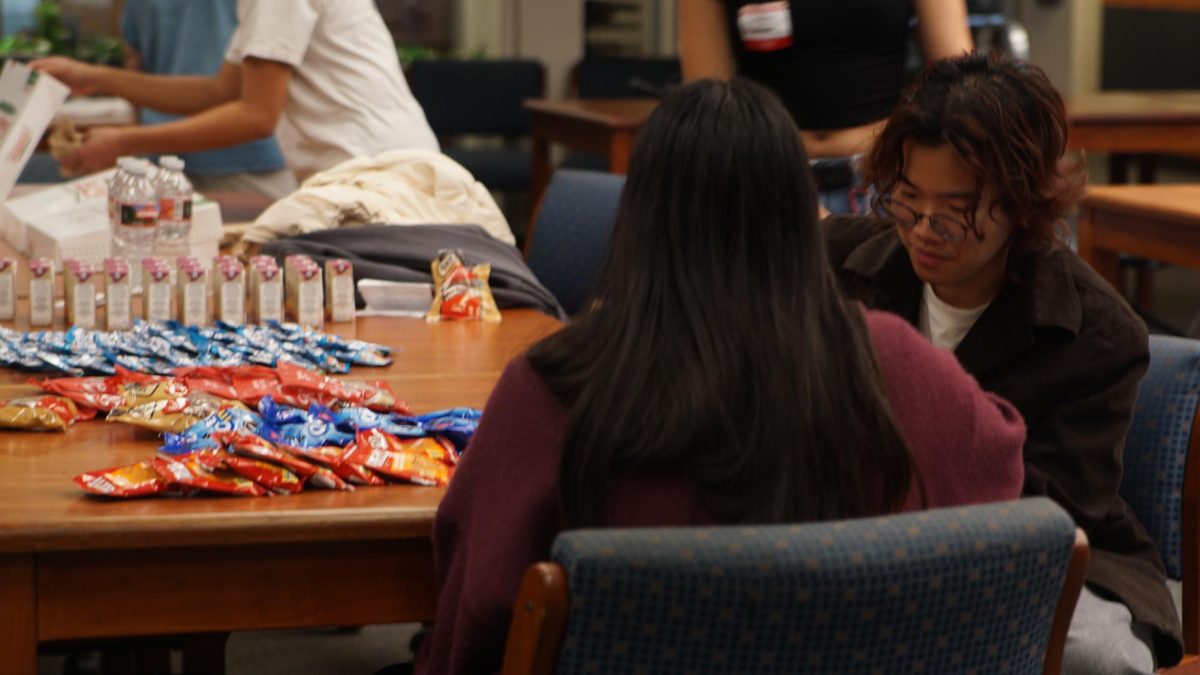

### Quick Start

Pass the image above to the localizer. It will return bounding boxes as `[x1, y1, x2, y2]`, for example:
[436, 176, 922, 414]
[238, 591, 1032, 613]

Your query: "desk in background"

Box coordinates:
[525, 98, 658, 207]
[1077, 184, 1200, 296]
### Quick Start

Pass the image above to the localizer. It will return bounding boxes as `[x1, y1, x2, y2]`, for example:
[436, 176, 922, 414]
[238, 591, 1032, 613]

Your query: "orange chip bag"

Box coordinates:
[220, 455, 304, 494]
[345, 429, 454, 486]
[334, 442, 388, 486]
[75, 460, 173, 498]
[426, 249, 500, 323]
[152, 454, 268, 497]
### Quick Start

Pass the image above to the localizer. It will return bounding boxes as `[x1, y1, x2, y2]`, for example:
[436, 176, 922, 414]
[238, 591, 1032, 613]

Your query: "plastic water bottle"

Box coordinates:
[154, 156, 194, 259]
[110, 160, 160, 289]
[107, 157, 134, 227]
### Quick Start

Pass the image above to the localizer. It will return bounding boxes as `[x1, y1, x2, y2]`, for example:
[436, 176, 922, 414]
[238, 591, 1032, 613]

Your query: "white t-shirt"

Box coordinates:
[918, 283, 990, 352]
[226, 0, 439, 177]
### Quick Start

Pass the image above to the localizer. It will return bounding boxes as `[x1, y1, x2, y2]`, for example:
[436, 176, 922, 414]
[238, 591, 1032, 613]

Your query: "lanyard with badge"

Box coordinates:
[736, 1, 793, 52]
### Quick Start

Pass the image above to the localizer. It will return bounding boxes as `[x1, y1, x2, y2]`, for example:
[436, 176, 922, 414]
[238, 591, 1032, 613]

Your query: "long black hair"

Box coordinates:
[528, 79, 916, 528]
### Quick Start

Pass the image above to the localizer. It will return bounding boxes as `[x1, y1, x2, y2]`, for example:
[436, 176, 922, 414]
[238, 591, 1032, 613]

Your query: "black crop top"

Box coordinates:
[724, 0, 912, 130]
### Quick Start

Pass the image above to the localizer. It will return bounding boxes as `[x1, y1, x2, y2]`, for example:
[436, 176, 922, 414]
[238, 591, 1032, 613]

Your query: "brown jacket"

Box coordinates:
[824, 215, 1183, 665]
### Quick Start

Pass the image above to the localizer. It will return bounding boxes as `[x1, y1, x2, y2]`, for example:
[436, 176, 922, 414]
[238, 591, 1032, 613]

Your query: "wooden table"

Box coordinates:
[1077, 184, 1200, 291]
[525, 98, 659, 206]
[1068, 91, 1200, 183]
[0, 310, 560, 674]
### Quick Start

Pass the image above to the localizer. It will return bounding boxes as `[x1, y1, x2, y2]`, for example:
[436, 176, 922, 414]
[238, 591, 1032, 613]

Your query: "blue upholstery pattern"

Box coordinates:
[552, 498, 1075, 674]
[1120, 335, 1200, 580]
[526, 170, 624, 316]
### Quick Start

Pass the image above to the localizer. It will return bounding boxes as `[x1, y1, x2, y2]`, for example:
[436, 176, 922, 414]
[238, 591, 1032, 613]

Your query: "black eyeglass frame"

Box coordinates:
[872, 194, 978, 243]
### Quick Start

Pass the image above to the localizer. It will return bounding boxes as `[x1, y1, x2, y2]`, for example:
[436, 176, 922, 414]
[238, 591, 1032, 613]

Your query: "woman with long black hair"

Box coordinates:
[416, 78, 1025, 674]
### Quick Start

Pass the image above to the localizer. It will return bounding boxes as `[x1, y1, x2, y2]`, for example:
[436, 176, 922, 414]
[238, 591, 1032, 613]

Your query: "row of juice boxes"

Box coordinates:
[11, 254, 356, 330]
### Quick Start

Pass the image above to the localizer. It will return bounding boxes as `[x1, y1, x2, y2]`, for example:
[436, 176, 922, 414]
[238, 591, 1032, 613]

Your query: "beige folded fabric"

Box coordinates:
[243, 149, 515, 246]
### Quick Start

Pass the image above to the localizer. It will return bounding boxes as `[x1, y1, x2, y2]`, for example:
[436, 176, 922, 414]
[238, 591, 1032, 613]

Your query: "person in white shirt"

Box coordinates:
[33, 0, 438, 180]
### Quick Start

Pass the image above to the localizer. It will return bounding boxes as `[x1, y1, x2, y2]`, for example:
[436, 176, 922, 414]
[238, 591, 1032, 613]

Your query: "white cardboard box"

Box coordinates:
[0, 61, 70, 200]
[2, 170, 224, 266]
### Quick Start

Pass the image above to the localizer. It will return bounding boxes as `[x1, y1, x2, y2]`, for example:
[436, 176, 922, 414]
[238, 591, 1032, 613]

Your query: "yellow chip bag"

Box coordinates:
[426, 249, 501, 322]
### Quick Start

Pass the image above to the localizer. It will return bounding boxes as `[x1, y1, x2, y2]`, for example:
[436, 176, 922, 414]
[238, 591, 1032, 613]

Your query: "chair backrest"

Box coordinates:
[1120, 334, 1200, 581]
[503, 498, 1089, 675]
[524, 170, 624, 316]
[407, 59, 545, 136]
[574, 57, 681, 99]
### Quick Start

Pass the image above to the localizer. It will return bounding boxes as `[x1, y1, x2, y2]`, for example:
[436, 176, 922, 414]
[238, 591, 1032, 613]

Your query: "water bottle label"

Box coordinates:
[121, 203, 160, 226]
[159, 198, 193, 222]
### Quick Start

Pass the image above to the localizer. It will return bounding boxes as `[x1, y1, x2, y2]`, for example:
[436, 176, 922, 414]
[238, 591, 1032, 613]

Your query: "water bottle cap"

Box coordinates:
[126, 161, 150, 176]
[160, 156, 185, 171]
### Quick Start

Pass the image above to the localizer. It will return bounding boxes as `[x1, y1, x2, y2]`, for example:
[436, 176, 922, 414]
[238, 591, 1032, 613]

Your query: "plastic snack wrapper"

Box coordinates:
[218, 454, 304, 495]
[213, 430, 350, 491]
[276, 361, 409, 414]
[75, 460, 174, 498]
[109, 391, 244, 435]
[345, 429, 455, 486]
[426, 249, 501, 323]
[0, 395, 87, 431]
[152, 453, 268, 497]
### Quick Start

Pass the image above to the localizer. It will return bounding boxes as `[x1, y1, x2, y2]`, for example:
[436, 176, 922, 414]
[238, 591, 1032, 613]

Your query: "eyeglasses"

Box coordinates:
[874, 194, 973, 243]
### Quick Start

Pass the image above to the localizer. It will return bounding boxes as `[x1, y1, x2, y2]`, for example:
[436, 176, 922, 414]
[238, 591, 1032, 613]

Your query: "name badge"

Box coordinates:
[737, 1, 793, 52]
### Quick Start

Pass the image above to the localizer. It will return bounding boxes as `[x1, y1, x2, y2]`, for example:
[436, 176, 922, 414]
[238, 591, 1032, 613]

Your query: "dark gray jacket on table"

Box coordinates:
[262, 224, 566, 320]
[824, 215, 1183, 665]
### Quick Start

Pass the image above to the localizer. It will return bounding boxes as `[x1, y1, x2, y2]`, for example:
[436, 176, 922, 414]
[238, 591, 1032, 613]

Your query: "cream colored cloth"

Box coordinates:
[243, 149, 515, 246]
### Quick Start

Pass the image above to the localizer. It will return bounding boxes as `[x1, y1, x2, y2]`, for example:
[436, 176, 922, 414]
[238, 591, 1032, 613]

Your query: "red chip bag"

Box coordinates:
[152, 454, 268, 497]
[334, 443, 388, 486]
[346, 429, 454, 486]
[75, 460, 173, 498]
[276, 361, 409, 414]
[221, 455, 304, 494]
[36, 375, 124, 412]
[214, 430, 320, 478]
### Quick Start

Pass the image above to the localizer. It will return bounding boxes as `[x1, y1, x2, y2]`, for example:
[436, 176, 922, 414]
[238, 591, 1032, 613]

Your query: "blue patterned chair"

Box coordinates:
[501, 498, 1089, 675]
[524, 169, 625, 316]
[1119, 334, 1200, 671]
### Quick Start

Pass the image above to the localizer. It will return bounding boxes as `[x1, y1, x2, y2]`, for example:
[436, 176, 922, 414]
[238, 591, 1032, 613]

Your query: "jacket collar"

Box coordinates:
[841, 228, 1083, 377]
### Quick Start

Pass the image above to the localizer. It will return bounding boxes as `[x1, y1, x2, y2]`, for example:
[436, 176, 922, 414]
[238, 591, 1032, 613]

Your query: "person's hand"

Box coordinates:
[30, 56, 103, 96]
[60, 127, 127, 175]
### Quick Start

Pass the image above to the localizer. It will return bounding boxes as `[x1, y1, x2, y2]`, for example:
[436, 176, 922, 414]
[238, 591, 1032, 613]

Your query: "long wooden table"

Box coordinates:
[0, 310, 561, 674]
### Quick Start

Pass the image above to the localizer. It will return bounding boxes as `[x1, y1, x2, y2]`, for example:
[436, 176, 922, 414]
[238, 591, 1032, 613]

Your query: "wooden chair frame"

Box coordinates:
[503, 531, 1091, 675]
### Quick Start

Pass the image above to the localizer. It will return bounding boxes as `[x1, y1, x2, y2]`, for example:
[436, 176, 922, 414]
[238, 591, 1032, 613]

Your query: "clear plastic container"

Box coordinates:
[154, 155, 193, 259]
[109, 160, 160, 290]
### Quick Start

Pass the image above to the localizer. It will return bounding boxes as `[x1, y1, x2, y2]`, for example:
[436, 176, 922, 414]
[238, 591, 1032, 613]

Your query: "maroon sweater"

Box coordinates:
[416, 309, 1026, 674]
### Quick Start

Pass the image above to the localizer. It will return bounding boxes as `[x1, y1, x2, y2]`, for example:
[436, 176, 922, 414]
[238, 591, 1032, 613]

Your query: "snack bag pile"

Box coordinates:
[69, 365, 481, 498]
[426, 249, 501, 323]
[0, 319, 393, 377]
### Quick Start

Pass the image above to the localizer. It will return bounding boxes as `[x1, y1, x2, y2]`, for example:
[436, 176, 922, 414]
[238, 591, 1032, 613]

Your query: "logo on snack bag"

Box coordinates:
[737, 1, 793, 52]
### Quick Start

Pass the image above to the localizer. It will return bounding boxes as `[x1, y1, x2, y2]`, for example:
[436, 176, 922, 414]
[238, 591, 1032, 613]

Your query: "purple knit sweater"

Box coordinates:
[417, 309, 1026, 674]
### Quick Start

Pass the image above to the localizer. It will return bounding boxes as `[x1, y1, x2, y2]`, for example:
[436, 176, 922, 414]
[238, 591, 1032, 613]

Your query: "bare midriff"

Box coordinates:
[800, 117, 888, 159]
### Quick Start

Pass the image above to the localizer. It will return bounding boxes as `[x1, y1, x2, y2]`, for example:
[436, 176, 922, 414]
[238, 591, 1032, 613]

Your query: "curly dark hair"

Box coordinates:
[860, 53, 1086, 253]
